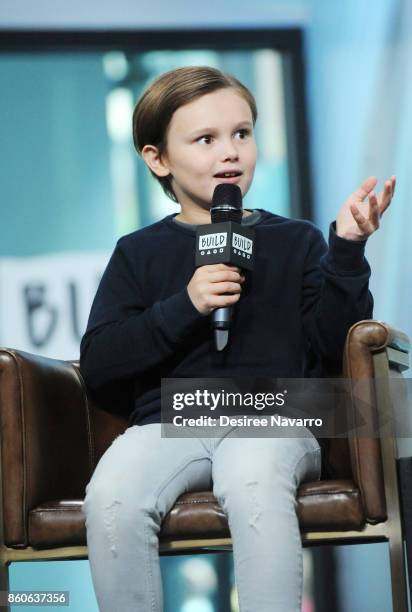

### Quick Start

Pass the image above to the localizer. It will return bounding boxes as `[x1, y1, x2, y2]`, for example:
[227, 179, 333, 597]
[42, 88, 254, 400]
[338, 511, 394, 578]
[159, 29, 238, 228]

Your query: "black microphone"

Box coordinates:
[211, 183, 244, 351]
[194, 185, 255, 351]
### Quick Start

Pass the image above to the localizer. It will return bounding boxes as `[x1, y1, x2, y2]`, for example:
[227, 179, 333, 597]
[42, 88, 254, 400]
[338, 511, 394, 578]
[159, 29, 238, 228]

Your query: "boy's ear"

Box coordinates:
[141, 145, 171, 178]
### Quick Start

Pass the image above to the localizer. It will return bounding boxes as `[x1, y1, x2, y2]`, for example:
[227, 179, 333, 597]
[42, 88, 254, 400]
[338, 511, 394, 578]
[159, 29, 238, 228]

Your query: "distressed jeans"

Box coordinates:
[83, 422, 321, 612]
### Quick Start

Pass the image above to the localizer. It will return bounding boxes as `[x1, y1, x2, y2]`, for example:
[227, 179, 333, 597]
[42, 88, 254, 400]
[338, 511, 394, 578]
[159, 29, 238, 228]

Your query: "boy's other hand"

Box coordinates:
[336, 175, 395, 241]
[187, 263, 246, 315]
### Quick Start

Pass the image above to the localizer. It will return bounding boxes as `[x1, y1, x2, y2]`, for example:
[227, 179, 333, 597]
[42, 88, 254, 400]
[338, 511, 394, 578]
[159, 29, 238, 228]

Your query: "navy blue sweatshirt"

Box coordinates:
[80, 209, 373, 434]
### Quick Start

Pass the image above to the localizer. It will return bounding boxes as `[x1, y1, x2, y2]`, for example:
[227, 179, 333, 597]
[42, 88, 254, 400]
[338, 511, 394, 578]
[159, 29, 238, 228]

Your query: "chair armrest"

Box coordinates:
[0, 349, 92, 546]
[343, 320, 410, 522]
[344, 320, 410, 377]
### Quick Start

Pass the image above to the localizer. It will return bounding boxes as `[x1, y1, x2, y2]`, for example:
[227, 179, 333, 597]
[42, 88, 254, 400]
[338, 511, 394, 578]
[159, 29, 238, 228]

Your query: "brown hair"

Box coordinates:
[132, 66, 258, 203]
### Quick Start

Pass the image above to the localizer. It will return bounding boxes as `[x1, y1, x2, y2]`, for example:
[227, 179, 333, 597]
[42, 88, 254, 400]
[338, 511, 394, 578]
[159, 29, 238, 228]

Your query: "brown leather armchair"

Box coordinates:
[0, 320, 410, 611]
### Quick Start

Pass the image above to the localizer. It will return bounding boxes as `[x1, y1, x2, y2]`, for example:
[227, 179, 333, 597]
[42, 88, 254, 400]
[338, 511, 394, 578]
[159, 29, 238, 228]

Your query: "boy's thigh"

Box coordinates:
[85, 423, 212, 510]
[212, 429, 321, 494]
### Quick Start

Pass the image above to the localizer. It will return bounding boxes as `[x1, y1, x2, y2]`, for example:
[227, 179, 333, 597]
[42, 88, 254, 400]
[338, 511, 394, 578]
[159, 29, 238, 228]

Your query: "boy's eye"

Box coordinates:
[236, 128, 250, 139]
[198, 135, 213, 144]
[197, 129, 251, 144]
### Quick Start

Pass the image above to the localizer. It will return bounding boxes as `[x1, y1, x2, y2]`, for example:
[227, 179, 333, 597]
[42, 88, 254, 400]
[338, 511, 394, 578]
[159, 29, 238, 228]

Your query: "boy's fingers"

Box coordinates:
[207, 270, 243, 283]
[369, 194, 380, 226]
[212, 293, 241, 308]
[350, 204, 368, 227]
[209, 281, 242, 295]
[354, 176, 378, 201]
[204, 263, 241, 273]
[376, 181, 394, 217]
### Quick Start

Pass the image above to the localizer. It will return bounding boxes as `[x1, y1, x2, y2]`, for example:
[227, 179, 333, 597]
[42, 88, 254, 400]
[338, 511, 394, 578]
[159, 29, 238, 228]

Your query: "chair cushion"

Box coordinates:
[26, 479, 366, 549]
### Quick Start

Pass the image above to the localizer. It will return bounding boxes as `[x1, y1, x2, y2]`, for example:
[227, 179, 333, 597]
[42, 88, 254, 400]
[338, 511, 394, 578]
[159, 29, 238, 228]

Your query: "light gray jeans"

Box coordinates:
[83, 422, 322, 612]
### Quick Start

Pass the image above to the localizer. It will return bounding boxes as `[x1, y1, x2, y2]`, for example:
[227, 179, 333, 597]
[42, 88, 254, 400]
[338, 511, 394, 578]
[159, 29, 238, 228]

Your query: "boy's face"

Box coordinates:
[155, 88, 257, 211]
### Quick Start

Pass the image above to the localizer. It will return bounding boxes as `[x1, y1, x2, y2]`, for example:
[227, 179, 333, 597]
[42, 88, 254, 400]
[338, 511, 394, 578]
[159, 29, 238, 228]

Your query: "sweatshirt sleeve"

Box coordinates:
[80, 239, 205, 389]
[301, 221, 373, 372]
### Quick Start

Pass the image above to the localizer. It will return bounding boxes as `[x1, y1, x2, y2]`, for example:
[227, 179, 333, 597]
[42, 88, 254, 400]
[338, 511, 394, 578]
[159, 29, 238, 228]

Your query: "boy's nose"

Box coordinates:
[221, 143, 239, 161]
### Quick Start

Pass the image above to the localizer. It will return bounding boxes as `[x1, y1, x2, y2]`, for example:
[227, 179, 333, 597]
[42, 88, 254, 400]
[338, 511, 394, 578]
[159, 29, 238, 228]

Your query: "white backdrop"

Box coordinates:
[0, 252, 108, 359]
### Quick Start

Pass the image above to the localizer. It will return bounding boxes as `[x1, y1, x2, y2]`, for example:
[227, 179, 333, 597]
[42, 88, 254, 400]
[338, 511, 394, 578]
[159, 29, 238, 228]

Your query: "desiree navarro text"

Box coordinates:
[172, 415, 323, 428]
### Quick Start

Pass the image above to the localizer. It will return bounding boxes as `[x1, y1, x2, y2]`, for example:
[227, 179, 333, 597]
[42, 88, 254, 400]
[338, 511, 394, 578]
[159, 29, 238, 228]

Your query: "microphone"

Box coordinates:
[195, 184, 255, 351]
[210, 183, 243, 224]
[211, 184, 243, 351]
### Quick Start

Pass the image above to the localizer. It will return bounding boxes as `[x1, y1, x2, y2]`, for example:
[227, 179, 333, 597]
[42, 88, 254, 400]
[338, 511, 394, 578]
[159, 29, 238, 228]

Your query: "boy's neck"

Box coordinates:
[175, 208, 252, 225]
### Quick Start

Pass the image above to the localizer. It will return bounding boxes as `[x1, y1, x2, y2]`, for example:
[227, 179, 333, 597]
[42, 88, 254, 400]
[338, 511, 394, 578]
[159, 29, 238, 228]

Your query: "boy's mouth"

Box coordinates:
[214, 170, 243, 184]
[214, 170, 243, 178]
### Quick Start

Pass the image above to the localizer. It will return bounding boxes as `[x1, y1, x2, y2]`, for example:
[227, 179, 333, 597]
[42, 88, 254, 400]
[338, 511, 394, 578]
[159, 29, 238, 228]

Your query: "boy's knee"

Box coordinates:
[83, 475, 157, 524]
[83, 477, 113, 517]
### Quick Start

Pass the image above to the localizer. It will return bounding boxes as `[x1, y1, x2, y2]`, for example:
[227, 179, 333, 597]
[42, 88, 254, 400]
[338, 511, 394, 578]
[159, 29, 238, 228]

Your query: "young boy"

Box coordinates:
[80, 66, 395, 612]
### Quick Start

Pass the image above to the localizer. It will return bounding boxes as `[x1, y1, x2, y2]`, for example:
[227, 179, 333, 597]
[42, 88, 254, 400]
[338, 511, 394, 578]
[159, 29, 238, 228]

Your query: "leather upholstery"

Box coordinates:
[0, 320, 408, 550]
[27, 480, 364, 549]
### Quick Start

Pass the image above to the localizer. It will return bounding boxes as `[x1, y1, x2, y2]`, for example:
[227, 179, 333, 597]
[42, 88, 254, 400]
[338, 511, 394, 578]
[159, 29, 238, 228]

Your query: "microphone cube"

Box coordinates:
[195, 221, 255, 271]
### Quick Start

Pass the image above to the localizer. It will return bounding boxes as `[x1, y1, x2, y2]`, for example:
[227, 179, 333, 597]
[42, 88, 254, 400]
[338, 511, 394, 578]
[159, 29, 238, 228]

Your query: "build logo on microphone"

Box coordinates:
[195, 222, 255, 270]
[198, 232, 227, 255]
[232, 233, 252, 259]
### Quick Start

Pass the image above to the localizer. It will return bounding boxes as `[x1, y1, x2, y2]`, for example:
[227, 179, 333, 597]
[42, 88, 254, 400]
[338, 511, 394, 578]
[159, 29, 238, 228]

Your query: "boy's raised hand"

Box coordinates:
[187, 263, 245, 316]
[336, 175, 396, 241]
